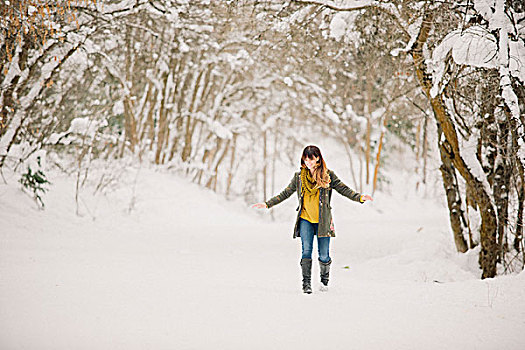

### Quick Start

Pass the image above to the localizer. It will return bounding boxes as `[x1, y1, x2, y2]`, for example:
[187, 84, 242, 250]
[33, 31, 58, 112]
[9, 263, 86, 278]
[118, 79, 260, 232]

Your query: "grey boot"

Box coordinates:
[300, 258, 312, 294]
[319, 258, 332, 287]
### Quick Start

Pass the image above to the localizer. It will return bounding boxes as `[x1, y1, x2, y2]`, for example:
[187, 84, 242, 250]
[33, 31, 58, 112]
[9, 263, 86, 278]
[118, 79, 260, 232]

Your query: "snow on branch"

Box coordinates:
[391, 16, 423, 57]
[429, 25, 524, 98]
[294, 0, 373, 11]
[429, 26, 498, 98]
[490, 0, 523, 121]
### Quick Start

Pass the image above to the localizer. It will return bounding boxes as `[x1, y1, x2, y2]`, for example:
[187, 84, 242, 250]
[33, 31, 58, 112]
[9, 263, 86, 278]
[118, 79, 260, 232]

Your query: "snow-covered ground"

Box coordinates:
[1, 164, 525, 350]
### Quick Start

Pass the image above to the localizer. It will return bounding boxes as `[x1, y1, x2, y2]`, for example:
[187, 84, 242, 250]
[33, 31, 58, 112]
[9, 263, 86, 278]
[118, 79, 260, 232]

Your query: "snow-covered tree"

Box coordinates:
[296, 0, 524, 277]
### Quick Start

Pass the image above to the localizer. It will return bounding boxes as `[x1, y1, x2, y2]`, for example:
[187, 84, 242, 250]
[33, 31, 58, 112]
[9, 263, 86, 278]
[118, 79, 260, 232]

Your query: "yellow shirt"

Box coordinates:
[300, 190, 320, 223]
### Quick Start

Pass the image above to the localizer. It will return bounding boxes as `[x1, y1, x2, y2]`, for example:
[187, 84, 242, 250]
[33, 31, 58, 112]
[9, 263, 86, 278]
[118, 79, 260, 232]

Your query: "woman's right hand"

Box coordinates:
[251, 202, 267, 209]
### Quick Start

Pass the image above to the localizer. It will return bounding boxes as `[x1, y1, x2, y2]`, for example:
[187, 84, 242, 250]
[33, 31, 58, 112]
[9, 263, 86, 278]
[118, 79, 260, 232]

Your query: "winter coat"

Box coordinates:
[265, 170, 363, 238]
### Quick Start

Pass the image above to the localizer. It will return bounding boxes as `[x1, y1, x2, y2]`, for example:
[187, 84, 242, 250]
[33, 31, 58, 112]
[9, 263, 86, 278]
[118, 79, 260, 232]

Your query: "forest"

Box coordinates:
[1, 0, 524, 280]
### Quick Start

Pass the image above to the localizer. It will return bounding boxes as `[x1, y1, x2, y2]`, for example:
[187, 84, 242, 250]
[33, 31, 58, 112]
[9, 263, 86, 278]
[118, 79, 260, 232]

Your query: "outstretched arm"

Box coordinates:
[330, 171, 373, 203]
[265, 174, 297, 208]
[251, 173, 297, 209]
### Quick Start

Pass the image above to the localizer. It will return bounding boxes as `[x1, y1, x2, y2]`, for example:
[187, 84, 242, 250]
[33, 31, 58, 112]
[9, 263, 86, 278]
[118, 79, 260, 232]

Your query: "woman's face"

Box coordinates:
[304, 156, 320, 170]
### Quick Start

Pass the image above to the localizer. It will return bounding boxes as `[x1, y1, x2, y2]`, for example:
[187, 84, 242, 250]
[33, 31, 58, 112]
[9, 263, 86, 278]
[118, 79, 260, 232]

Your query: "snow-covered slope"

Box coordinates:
[1, 165, 524, 350]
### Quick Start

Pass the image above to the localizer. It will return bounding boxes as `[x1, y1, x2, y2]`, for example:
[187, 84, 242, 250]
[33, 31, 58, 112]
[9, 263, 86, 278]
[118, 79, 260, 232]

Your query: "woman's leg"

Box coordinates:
[317, 235, 332, 289]
[299, 218, 315, 293]
[300, 218, 315, 259]
[317, 235, 331, 263]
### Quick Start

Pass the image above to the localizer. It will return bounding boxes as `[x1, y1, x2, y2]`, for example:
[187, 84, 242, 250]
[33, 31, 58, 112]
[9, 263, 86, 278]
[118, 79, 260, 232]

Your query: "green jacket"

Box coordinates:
[265, 169, 363, 238]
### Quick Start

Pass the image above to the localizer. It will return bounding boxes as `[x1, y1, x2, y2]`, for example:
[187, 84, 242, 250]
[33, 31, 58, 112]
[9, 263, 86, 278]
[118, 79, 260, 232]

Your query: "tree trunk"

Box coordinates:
[167, 55, 188, 162]
[155, 71, 171, 164]
[422, 113, 428, 184]
[225, 133, 237, 197]
[410, 8, 498, 277]
[181, 70, 203, 162]
[437, 125, 469, 253]
[494, 113, 511, 263]
[365, 70, 373, 185]
[262, 115, 267, 203]
[372, 116, 386, 195]
[211, 139, 231, 192]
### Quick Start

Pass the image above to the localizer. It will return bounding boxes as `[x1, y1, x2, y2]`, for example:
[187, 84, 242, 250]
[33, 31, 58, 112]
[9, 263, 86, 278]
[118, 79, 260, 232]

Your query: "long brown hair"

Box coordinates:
[300, 145, 330, 188]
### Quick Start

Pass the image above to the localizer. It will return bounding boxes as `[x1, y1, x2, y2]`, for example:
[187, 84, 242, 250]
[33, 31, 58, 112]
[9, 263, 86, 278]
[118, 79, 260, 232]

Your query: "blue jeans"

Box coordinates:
[299, 218, 331, 263]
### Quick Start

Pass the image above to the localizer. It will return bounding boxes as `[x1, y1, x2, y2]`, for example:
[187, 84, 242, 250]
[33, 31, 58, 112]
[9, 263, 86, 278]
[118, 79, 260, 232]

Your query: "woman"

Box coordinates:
[252, 145, 373, 294]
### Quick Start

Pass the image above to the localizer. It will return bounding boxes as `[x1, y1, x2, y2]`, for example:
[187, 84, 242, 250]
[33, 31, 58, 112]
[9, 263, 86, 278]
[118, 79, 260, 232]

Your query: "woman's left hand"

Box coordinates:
[361, 194, 373, 202]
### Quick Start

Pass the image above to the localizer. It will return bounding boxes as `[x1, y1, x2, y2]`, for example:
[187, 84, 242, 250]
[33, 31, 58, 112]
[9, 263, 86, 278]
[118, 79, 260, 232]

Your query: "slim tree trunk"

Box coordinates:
[422, 114, 428, 184]
[270, 123, 279, 220]
[136, 84, 154, 152]
[437, 126, 469, 253]
[358, 152, 363, 193]
[225, 133, 237, 197]
[513, 150, 524, 257]
[501, 105, 525, 262]
[494, 113, 511, 263]
[167, 56, 189, 162]
[372, 116, 386, 195]
[181, 60, 207, 164]
[262, 114, 267, 202]
[123, 97, 138, 153]
[211, 139, 231, 192]
[155, 71, 171, 164]
[416, 119, 421, 164]
[365, 70, 373, 185]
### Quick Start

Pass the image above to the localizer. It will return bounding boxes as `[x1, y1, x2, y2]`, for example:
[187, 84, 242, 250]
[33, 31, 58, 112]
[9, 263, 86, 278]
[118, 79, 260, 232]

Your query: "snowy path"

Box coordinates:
[1, 169, 525, 349]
